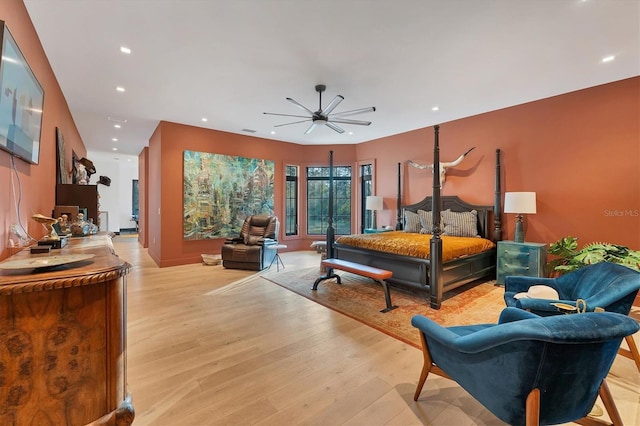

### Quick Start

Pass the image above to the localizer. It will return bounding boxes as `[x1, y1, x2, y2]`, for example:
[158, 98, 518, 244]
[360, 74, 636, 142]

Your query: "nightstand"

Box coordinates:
[364, 228, 393, 234]
[496, 241, 547, 285]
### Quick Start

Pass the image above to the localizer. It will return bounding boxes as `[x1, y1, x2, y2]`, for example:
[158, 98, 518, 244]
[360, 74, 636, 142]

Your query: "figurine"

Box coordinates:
[32, 214, 59, 240]
[74, 161, 88, 185]
[71, 212, 89, 236]
[87, 218, 99, 235]
[58, 214, 71, 235]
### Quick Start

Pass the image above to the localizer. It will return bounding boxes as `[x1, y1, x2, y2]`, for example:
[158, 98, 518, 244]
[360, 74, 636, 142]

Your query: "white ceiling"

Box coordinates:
[24, 0, 639, 157]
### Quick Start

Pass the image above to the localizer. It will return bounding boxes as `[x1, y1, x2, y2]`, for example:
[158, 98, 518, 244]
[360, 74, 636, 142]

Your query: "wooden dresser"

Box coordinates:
[0, 234, 134, 425]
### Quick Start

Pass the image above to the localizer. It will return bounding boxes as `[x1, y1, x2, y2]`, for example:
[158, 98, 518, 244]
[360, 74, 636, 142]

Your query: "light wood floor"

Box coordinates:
[113, 237, 640, 426]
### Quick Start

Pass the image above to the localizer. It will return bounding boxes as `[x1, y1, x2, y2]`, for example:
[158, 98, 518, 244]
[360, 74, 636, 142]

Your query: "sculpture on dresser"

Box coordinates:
[71, 212, 90, 236]
[32, 214, 59, 240]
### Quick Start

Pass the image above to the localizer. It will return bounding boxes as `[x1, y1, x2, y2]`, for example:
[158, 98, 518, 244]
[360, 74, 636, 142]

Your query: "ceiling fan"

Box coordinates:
[263, 84, 376, 135]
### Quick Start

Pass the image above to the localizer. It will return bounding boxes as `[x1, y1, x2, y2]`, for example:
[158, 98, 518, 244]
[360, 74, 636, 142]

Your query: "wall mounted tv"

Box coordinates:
[0, 20, 44, 165]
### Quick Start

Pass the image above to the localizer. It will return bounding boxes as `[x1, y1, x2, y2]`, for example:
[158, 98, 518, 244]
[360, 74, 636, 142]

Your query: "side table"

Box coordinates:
[267, 244, 287, 272]
[497, 241, 547, 285]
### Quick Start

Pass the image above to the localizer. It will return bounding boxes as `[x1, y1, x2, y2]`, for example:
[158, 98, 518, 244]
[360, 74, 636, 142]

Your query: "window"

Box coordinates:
[285, 165, 298, 236]
[307, 166, 351, 235]
[360, 164, 372, 232]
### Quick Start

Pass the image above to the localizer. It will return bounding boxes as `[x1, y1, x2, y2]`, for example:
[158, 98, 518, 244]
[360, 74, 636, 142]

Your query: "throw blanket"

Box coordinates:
[336, 231, 495, 262]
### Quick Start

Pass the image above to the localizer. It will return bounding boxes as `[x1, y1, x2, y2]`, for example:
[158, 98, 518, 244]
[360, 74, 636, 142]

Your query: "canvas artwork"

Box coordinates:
[183, 150, 274, 240]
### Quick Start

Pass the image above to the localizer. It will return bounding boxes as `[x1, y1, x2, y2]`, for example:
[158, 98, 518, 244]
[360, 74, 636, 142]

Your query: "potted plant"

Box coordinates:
[546, 236, 640, 276]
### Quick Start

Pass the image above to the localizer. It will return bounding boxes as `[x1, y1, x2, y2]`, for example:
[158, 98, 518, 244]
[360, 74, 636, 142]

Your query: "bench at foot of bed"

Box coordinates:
[313, 258, 397, 313]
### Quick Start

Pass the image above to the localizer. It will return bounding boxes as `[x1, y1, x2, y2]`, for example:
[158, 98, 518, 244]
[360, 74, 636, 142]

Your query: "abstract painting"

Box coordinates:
[183, 150, 274, 240]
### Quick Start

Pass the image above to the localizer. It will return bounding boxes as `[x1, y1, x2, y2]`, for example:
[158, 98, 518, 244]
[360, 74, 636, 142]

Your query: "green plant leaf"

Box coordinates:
[545, 236, 640, 275]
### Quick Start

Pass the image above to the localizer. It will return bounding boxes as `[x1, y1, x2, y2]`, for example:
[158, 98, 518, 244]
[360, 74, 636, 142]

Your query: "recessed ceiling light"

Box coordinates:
[112, 147, 118, 151]
[112, 138, 118, 142]
[120, 46, 131, 54]
[114, 124, 121, 129]
[116, 86, 125, 92]
[601, 55, 615, 63]
[432, 106, 440, 111]
[348, 131, 353, 135]
[201, 118, 208, 122]
[270, 130, 276, 135]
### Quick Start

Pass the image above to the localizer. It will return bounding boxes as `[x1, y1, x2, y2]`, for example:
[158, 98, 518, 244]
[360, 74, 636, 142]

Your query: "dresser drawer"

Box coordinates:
[496, 241, 547, 285]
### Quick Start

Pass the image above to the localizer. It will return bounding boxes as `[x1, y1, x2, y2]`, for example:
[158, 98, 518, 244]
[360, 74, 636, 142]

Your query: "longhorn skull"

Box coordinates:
[408, 147, 475, 187]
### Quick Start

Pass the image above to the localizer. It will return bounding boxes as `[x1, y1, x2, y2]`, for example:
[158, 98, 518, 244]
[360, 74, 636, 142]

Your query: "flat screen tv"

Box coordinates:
[0, 20, 44, 165]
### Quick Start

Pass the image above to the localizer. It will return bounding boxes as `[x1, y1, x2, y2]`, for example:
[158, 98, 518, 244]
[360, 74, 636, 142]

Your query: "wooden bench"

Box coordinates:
[313, 258, 397, 313]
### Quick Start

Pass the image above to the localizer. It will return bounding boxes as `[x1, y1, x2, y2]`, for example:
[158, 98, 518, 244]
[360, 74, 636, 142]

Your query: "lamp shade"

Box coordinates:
[365, 195, 383, 211]
[504, 192, 537, 214]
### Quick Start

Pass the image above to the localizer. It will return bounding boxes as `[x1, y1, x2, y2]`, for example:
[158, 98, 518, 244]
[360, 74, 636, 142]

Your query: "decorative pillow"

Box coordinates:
[441, 210, 479, 237]
[417, 209, 432, 234]
[403, 210, 421, 233]
[417, 209, 446, 234]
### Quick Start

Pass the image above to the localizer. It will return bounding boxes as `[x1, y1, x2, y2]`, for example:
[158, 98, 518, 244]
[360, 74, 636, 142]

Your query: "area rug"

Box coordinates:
[262, 267, 505, 349]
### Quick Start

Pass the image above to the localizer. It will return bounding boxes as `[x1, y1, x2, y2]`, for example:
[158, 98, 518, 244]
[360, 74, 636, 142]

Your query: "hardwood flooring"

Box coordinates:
[113, 237, 640, 426]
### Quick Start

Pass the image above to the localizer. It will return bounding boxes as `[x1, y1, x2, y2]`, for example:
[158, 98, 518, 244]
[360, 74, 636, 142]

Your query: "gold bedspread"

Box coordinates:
[335, 231, 495, 262]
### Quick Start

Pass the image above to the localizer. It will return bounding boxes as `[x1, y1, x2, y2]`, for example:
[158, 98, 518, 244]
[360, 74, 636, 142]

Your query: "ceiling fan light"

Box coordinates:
[314, 118, 327, 125]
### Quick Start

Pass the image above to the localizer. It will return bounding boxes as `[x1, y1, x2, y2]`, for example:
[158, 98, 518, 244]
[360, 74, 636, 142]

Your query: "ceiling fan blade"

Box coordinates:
[304, 122, 318, 135]
[263, 112, 311, 119]
[287, 97, 315, 115]
[322, 95, 344, 115]
[328, 118, 372, 126]
[330, 106, 376, 118]
[274, 119, 312, 128]
[325, 121, 345, 134]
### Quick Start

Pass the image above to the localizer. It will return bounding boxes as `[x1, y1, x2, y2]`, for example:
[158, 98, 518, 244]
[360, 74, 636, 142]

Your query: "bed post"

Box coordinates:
[430, 125, 443, 309]
[312, 151, 341, 289]
[494, 149, 502, 242]
[327, 150, 335, 259]
[395, 162, 402, 230]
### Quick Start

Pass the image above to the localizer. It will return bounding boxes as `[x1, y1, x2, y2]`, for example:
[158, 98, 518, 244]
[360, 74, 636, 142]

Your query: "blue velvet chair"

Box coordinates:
[504, 262, 640, 373]
[412, 308, 640, 426]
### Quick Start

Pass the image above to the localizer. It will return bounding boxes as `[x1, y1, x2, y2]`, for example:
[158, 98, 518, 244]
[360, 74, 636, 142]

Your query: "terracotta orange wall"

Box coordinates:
[358, 77, 639, 249]
[146, 77, 638, 267]
[0, 0, 86, 260]
[146, 121, 356, 267]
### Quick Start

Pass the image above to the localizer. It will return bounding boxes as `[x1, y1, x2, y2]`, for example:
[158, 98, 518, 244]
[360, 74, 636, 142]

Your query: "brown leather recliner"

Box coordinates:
[221, 215, 279, 271]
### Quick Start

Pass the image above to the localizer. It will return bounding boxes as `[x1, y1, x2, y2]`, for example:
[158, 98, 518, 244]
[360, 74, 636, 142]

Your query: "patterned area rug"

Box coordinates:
[262, 267, 505, 349]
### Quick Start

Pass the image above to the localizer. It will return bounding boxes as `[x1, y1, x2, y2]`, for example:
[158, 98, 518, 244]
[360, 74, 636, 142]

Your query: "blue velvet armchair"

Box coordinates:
[412, 308, 640, 426]
[504, 262, 640, 372]
[504, 262, 640, 316]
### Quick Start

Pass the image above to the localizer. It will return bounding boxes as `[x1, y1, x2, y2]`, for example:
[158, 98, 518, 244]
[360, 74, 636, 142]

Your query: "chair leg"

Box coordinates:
[618, 335, 640, 374]
[598, 378, 623, 426]
[414, 333, 433, 401]
[525, 388, 540, 426]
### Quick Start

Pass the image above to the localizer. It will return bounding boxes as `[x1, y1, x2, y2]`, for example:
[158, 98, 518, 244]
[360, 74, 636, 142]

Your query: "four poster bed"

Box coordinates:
[332, 126, 503, 309]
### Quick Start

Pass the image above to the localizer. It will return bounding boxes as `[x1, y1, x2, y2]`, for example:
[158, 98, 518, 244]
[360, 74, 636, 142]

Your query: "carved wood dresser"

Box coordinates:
[0, 234, 134, 425]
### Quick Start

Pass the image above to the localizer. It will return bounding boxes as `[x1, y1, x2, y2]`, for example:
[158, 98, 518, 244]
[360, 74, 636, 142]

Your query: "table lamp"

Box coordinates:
[365, 195, 383, 229]
[504, 192, 536, 243]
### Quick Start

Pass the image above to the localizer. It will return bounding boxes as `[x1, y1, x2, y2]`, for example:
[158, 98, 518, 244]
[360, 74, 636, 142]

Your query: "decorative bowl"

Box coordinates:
[201, 254, 221, 266]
